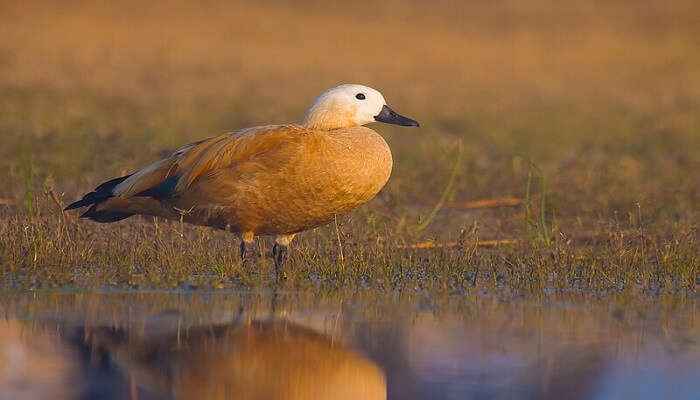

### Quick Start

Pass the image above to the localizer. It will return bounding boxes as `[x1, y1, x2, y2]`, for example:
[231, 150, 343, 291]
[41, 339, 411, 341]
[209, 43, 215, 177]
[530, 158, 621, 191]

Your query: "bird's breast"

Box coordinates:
[254, 127, 392, 233]
[313, 128, 391, 199]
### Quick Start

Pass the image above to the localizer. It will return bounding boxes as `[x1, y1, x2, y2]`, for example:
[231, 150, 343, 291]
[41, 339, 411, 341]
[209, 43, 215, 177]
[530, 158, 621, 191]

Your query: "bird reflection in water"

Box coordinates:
[86, 319, 387, 400]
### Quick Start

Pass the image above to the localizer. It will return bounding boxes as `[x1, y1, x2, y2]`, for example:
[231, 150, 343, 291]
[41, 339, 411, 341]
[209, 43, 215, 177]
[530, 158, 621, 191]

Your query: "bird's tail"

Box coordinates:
[65, 175, 135, 223]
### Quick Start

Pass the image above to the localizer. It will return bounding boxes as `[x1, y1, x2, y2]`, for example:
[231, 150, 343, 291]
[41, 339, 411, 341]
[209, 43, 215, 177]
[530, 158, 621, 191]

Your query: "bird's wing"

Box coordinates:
[113, 124, 305, 200]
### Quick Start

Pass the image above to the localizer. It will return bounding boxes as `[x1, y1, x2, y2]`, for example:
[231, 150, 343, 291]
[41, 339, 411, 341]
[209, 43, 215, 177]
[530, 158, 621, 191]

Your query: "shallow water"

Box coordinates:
[1, 292, 699, 400]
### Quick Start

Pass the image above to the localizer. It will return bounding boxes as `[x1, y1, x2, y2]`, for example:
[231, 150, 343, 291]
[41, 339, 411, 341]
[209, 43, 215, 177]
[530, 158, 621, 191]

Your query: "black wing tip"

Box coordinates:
[80, 204, 133, 223]
[65, 200, 88, 211]
[64, 192, 103, 210]
[64, 174, 132, 211]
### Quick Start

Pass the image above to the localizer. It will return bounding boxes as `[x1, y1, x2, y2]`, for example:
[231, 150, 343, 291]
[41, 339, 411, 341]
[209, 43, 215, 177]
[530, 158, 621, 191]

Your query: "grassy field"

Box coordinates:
[0, 0, 698, 297]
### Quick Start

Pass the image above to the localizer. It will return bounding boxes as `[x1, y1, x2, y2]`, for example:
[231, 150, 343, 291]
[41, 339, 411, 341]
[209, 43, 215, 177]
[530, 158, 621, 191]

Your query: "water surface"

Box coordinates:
[1, 292, 698, 399]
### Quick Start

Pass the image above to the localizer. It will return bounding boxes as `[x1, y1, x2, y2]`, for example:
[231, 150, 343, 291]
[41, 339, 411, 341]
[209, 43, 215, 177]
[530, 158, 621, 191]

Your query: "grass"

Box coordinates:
[0, 0, 698, 298]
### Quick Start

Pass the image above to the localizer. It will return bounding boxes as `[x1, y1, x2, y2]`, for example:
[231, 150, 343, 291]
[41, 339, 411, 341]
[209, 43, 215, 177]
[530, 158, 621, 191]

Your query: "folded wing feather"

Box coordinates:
[113, 125, 301, 200]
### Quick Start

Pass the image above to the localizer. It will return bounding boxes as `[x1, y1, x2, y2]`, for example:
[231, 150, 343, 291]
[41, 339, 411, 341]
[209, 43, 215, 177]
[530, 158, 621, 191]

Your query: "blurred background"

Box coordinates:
[1, 4, 698, 397]
[0, 0, 698, 240]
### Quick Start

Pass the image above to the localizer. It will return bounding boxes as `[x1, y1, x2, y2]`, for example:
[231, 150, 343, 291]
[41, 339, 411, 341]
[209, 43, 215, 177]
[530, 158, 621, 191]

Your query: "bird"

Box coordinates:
[65, 84, 419, 276]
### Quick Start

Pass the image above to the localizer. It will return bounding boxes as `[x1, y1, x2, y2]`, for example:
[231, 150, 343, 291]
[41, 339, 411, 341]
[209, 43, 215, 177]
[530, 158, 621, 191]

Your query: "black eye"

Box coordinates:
[356, 93, 366, 100]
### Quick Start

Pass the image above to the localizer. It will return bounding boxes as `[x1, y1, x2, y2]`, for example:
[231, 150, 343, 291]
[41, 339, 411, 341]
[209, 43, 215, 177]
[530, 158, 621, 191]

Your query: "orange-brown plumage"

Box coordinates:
[98, 124, 392, 235]
[66, 84, 418, 271]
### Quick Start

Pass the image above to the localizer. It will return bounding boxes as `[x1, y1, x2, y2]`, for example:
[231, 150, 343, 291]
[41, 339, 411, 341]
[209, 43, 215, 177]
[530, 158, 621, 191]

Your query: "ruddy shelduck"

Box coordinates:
[66, 84, 419, 275]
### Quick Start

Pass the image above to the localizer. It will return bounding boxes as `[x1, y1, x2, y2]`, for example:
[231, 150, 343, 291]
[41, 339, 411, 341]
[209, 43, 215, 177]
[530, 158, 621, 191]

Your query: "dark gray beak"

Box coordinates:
[374, 105, 419, 127]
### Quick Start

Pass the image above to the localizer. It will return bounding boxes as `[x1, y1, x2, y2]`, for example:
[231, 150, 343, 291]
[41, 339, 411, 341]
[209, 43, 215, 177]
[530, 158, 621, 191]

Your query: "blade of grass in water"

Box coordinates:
[539, 173, 551, 247]
[414, 140, 462, 232]
[524, 169, 534, 245]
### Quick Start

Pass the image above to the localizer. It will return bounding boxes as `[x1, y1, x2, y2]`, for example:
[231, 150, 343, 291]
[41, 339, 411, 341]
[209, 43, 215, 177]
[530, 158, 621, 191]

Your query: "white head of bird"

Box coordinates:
[302, 84, 419, 130]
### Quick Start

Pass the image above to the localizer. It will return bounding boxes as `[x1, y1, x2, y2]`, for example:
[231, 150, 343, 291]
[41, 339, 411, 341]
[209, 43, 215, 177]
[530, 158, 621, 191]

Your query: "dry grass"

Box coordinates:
[0, 0, 698, 297]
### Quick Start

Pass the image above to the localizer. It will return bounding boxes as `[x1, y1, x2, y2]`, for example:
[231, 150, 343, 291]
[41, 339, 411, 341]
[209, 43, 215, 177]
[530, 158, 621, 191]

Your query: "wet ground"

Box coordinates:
[1, 291, 699, 400]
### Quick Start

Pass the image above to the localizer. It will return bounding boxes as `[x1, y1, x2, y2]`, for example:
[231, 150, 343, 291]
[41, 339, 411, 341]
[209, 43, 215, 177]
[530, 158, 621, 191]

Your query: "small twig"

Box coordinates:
[47, 189, 77, 225]
[444, 197, 523, 210]
[173, 206, 195, 239]
[398, 239, 521, 249]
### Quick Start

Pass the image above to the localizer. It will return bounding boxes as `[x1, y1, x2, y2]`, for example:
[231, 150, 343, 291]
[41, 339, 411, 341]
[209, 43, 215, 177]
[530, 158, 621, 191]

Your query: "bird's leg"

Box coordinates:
[272, 244, 287, 279]
[272, 233, 296, 280]
[272, 243, 287, 268]
[239, 231, 256, 269]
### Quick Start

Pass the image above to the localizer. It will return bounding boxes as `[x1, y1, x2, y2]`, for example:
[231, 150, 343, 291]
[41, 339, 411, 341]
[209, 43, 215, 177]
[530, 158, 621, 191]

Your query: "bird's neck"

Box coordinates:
[301, 102, 358, 130]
